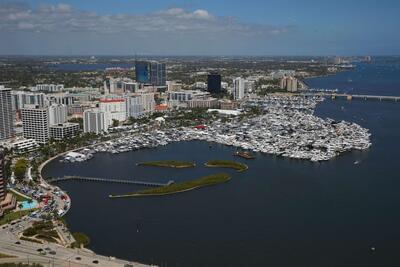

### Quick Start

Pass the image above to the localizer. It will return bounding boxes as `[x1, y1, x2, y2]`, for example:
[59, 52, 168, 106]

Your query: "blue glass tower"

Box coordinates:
[135, 62, 150, 84]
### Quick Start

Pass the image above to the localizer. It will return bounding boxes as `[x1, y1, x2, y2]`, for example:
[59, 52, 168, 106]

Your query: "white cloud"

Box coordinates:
[0, 2, 291, 36]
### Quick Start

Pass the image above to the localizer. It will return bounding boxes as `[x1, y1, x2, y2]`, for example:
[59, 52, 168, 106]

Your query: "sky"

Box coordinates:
[0, 0, 399, 56]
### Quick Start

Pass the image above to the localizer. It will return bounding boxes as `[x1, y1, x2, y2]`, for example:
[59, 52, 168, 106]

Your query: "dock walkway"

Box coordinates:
[47, 176, 174, 187]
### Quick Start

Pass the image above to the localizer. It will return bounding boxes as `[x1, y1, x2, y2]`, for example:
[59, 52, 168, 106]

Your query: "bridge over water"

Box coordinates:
[301, 92, 400, 102]
[47, 176, 174, 187]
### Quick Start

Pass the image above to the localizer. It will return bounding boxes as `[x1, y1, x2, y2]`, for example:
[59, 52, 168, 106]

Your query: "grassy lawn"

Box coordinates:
[138, 160, 195, 168]
[71, 232, 90, 248]
[205, 160, 248, 172]
[110, 173, 231, 198]
[22, 221, 60, 244]
[0, 210, 32, 226]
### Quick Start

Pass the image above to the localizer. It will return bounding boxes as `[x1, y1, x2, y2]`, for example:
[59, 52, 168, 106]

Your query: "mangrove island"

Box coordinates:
[137, 160, 196, 168]
[109, 173, 230, 198]
[205, 160, 248, 172]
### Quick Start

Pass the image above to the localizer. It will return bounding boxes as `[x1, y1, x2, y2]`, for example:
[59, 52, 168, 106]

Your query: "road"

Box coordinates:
[0, 217, 151, 267]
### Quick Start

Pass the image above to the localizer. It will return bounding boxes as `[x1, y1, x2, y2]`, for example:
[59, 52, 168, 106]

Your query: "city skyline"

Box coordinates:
[0, 0, 399, 56]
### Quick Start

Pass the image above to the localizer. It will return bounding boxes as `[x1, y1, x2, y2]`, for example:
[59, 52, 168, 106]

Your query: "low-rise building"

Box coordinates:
[8, 138, 39, 154]
[50, 123, 80, 140]
[187, 98, 218, 109]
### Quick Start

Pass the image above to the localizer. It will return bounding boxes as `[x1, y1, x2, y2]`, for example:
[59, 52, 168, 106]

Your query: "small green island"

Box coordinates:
[137, 160, 196, 168]
[109, 173, 230, 198]
[205, 160, 248, 172]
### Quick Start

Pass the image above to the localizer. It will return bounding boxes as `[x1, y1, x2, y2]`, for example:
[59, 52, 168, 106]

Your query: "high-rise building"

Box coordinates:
[135, 62, 150, 84]
[99, 98, 127, 124]
[11, 91, 45, 111]
[48, 104, 68, 125]
[83, 109, 109, 134]
[126, 93, 155, 118]
[34, 84, 64, 92]
[104, 78, 138, 94]
[135, 61, 166, 86]
[21, 105, 49, 144]
[280, 76, 298, 92]
[207, 72, 222, 94]
[47, 94, 75, 106]
[149, 62, 166, 86]
[0, 86, 14, 140]
[233, 77, 245, 100]
[0, 150, 6, 201]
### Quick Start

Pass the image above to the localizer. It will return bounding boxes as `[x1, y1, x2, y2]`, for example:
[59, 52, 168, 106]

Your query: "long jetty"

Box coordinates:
[47, 176, 174, 187]
[301, 92, 400, 102]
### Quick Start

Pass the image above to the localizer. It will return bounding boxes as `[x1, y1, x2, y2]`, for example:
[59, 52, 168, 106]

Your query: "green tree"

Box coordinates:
[13, 158, 28, 182]
[112, 119, 119, 127]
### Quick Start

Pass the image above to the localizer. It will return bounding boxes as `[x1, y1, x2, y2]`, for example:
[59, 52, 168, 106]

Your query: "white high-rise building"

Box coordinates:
[99, 98, 127, 125]
[83, 109, 109, 134]
[233, 77, 245, 100]
[11, 91, 45, 111]
[34, 84, 64, 92]
[48, 104, 68, 125]
[126, 93, 155, 118]
[0, 86, 14, 140]
[140, 93, 155, 113]
[104, 78, 138, 94]
[21, 105, 49, 144]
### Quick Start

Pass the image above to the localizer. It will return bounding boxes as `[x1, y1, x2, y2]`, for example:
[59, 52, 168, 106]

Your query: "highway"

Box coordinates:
[0, 217, 151, 267]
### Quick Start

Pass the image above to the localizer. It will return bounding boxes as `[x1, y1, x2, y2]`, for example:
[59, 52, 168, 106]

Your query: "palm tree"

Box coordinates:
[18, 203, 24, 218]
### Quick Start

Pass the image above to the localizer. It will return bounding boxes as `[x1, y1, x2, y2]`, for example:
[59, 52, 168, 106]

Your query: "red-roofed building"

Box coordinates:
[194, 125, 207, 130]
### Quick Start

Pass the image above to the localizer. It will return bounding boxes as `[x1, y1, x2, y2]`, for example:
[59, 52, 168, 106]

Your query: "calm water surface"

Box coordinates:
[43, 58, 400, 267]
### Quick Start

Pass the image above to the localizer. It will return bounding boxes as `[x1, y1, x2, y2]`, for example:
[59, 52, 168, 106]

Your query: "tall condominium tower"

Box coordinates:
[83, 109, 109, 134]
[207, 72, 222, 94]
[149, 62, 166, 86]
[0, 86, 14, 140]
[48, 104, 68, 125]
[135, 62, 150, 84]
[135, 61, 166, 86]
[0, 150, 6, 201]
[21, 105, 49, 144]
[233, 77, 245, 100]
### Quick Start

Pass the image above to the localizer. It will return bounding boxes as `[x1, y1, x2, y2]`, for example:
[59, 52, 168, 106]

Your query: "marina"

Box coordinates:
[62, 95, 371, 163]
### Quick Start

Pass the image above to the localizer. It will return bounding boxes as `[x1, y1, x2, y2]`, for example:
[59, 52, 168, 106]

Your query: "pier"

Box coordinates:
[47, 176, 174, 187]
[302, 92, 400, 102]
